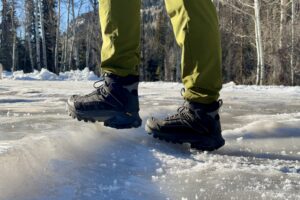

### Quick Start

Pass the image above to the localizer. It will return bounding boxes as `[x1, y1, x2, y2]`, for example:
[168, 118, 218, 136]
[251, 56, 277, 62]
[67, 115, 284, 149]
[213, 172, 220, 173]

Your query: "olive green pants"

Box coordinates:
[99, 0, 222, 104]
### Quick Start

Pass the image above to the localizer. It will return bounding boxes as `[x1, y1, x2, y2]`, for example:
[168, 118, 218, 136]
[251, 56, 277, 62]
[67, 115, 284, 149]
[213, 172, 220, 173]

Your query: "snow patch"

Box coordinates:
[1, 68, 99, 81]
[223, 118, 300, 140]
[58, 68, 99, 81]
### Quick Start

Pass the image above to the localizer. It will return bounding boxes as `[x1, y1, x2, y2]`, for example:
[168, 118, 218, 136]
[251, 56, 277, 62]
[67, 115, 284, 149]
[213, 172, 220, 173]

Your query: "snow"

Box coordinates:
[2, 68, 99, 81]
[0, 76, 300, 199]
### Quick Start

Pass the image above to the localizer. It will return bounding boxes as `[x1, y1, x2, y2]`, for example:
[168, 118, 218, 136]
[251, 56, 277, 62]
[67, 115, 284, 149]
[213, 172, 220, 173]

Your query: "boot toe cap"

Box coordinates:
[67, 95, 78, 108]
[146, 117, 161, 132]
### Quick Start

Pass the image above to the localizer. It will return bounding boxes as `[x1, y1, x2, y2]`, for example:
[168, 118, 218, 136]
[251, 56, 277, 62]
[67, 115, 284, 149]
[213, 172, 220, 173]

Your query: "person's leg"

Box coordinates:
[67, 0, 142, 129]
[100, 0, 141, 76]
[165, 0, 222, 104]
[145, 0, 224, 151]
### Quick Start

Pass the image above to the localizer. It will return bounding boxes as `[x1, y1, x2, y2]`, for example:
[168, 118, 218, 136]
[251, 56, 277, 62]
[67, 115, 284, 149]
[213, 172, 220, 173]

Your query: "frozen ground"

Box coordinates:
[0, 79, 299, 200]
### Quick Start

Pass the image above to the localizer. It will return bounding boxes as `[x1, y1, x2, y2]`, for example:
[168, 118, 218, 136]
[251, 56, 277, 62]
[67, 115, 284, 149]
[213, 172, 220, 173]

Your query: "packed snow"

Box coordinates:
[0, 70, 299, 200]
[2, 68, 99, 81]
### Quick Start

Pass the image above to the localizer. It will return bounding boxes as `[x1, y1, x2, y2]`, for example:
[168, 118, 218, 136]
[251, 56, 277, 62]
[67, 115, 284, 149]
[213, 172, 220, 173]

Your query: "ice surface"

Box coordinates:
[0, 79, 299, 200]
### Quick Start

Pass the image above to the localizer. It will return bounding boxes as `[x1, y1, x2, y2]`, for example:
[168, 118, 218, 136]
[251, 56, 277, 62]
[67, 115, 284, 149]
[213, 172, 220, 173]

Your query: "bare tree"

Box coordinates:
[220, 0, 265, 85]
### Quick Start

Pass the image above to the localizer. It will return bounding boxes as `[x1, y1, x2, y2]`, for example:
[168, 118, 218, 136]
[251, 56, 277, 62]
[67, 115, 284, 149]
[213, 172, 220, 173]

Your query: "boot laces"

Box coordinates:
[81, 77, 108, 98]
[166, 99, 222, 122]
[165, 104, 192, 121]
[93, 79, 109, 96]
[165, 88, 190, 121]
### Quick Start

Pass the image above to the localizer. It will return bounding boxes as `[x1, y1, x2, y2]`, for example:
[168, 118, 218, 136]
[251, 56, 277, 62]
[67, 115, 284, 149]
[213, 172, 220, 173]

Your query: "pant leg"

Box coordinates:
[99, 0, 141, 76]
[164, 0, 222, 104]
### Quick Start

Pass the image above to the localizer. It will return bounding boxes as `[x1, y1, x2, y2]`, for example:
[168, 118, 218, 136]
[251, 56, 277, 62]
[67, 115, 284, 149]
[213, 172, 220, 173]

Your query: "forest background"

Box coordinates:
[0, 0, 299, 85]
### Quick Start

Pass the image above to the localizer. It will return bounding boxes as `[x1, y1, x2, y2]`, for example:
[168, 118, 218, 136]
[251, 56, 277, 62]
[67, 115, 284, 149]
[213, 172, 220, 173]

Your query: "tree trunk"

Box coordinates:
[164, 55, 169, 81]
[26, 32, 34, 71]
[25, 0, 35, 71]
[176, 49, 181, 82]
[290, 0, 295, 86]
[68, 0, 75, 70]
[0, 64, 2, 79]
[11, 0, 16, 71]
[54, 0, 61, 73]
[26, 24, 34, 71]
[277, 0, 289, 83]
[213, 0, 220, 12]
[68, 0, 83, 70]
[141, 10, 146, 81]
[63, 0, 71, 71]
[39, 0, 47, 69]
[254, 0, 264, 85]
[255, 18, 260, 85]
[34, 0, 41, 70]
[74, 47, 79, 68]
[279, 0, 288, 49]
[85, 20, 91, 69]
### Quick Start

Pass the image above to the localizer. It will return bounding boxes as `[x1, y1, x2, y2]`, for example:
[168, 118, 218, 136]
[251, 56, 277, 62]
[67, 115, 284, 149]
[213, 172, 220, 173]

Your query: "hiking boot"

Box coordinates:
[67, 73, 142, 129]
[145, 100, 225, 151]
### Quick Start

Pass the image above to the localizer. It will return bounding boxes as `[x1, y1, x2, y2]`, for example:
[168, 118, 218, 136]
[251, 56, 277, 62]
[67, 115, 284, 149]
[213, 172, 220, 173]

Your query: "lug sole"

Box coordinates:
[66, 103, 142, 129]
[145, 124, 225, 151]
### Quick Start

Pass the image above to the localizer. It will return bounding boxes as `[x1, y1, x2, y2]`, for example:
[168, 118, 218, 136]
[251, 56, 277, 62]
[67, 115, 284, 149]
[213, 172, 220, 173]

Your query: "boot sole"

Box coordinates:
[66, 102, 142, 129]
[145, 123, 225, 151]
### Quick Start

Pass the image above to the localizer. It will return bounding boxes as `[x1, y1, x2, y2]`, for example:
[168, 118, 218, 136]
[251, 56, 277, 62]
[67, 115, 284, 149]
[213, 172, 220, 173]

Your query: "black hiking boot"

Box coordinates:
[145, 100, 225, 151]
[67, 73, 142, 129]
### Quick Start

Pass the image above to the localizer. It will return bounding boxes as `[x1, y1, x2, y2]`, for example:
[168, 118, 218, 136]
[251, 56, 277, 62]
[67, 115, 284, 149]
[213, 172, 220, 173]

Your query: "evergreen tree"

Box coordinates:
[0, 0, 18, 71]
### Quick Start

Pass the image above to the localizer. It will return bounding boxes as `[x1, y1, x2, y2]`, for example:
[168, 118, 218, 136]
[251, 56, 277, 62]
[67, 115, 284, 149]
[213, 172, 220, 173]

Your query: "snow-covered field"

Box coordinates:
[0, 71, 300, 200]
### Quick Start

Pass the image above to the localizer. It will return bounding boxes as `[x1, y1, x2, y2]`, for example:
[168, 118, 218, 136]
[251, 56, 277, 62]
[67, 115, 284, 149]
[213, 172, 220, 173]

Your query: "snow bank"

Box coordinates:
[2, 68, 99, 81]
[223, 81, 300, 93]
[59, 68, 99, 81]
